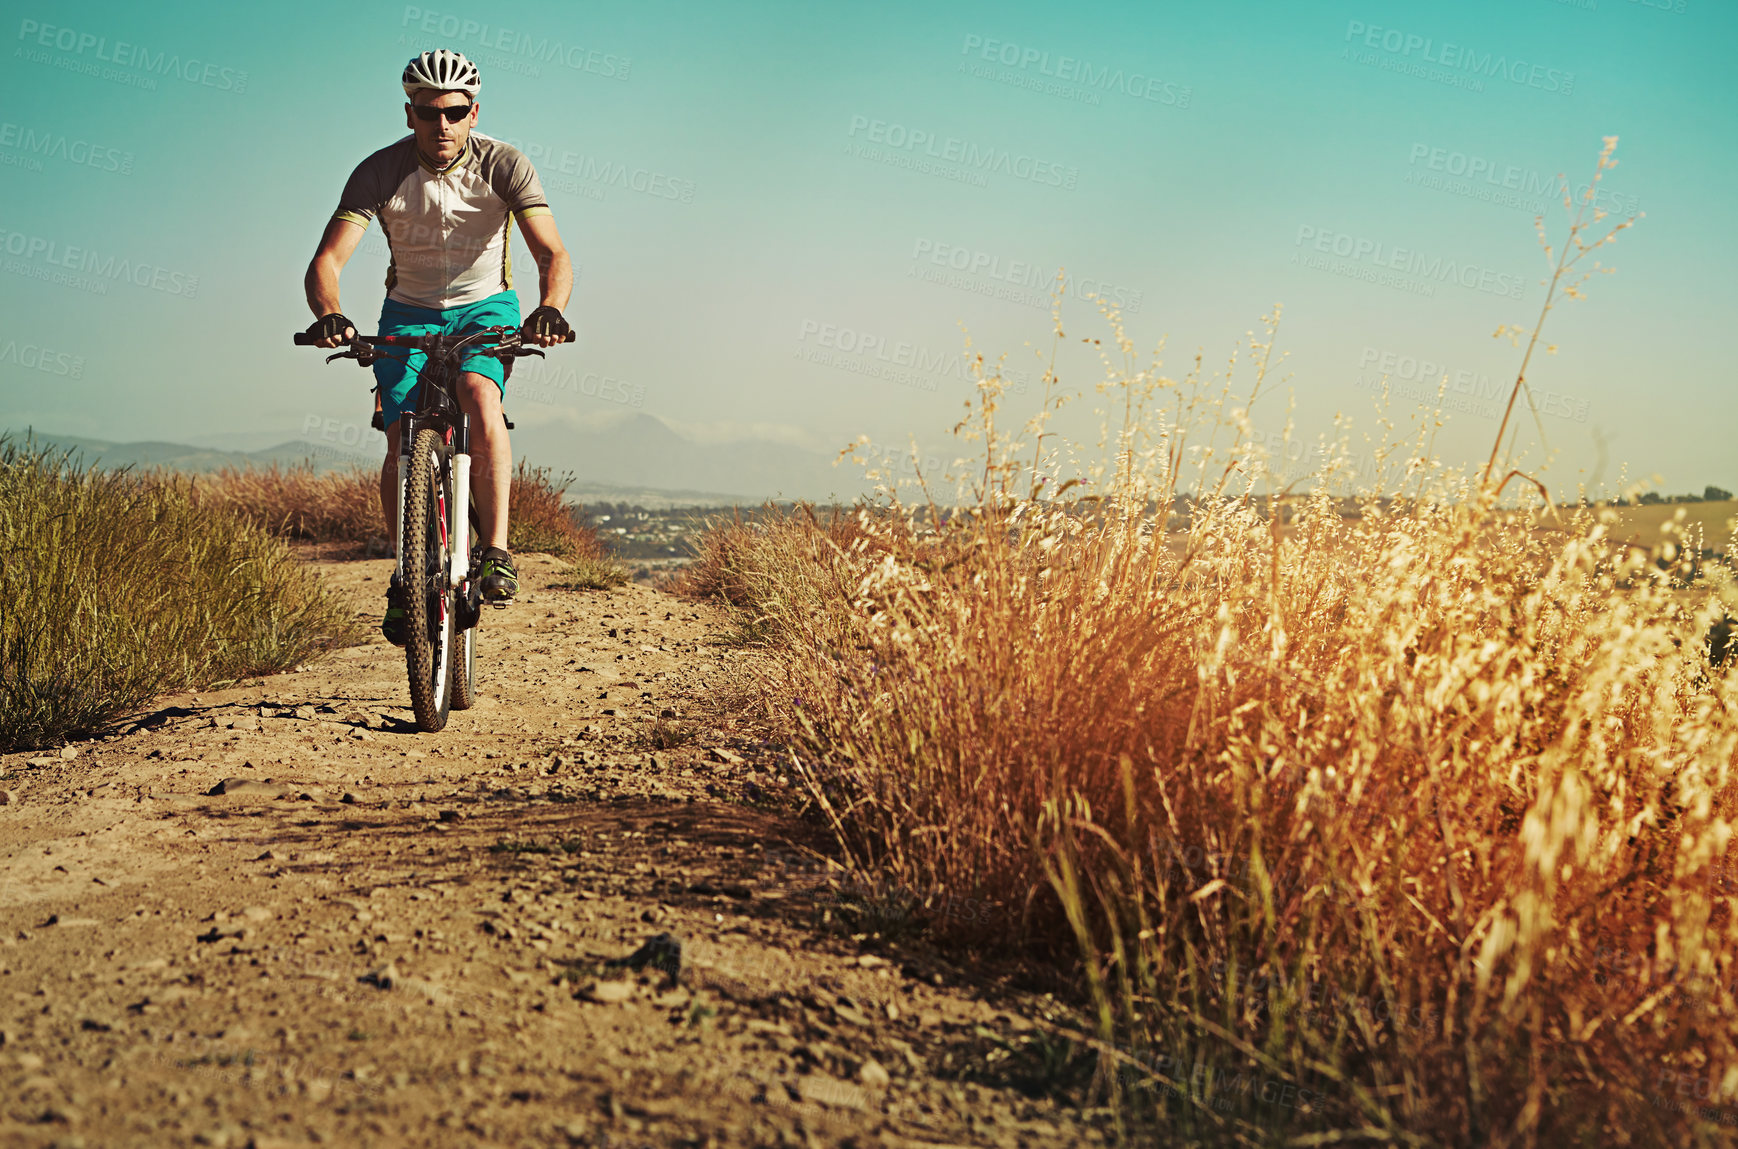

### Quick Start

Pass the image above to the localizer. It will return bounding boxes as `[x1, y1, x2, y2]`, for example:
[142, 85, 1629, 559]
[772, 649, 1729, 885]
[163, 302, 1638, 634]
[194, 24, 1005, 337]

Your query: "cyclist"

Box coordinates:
[302, 48, 573, 644]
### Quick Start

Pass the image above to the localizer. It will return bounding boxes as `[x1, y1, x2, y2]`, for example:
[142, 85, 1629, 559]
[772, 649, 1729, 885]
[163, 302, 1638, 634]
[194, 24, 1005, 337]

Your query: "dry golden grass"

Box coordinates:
[188, 459, 619, 568]
[678, 144, 1738, 1144]
[0, 441, 360, 750]
[192, 463, 379, 543]
[688, 385, 1736, 1147]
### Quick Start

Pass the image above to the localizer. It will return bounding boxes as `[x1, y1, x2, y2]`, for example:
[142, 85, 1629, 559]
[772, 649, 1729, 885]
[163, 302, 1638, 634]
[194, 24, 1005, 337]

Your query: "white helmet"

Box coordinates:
[402, 49, 480, 98]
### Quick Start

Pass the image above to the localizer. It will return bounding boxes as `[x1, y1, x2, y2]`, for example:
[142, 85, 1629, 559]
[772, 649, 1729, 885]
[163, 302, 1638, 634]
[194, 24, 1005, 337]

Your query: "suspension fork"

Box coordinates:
[394, 412, 412, 585]
[449, 413, 471, 589]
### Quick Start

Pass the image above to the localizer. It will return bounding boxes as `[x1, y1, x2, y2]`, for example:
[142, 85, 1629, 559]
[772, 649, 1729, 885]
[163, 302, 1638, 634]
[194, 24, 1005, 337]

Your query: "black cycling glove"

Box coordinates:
[307, 312, 355, 344]
[522, 305, 572, 342]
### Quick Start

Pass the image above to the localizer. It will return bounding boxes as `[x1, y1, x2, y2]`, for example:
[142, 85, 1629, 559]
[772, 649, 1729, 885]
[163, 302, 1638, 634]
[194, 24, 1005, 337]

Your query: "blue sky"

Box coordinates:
[1, 0, 1732, 499]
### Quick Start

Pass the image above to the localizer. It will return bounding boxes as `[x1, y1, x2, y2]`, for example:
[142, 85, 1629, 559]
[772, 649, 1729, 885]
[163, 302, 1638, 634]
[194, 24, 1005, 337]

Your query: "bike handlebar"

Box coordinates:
[291, 328, 576, 348]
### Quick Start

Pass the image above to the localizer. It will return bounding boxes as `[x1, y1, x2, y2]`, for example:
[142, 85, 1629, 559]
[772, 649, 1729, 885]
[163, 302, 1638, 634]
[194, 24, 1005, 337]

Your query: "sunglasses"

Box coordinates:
[410, 103, 473, 124]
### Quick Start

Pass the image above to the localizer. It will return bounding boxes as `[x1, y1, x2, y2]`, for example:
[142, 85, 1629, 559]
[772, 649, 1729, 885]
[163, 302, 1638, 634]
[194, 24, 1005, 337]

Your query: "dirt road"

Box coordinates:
[0, 554, 1110, 1148]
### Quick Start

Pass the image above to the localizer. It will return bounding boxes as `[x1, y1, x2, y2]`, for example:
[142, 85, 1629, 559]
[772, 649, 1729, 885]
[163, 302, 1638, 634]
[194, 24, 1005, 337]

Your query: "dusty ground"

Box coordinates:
[0, 554, 1115, 1149]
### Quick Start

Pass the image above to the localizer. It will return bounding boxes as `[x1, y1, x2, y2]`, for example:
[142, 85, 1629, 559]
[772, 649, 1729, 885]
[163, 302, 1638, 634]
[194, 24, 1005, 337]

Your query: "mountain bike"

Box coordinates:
[292, 324, 573, 731]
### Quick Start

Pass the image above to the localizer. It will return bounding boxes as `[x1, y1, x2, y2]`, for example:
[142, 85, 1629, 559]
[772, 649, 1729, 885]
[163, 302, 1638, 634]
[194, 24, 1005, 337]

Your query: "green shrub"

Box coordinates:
[0, 440, 361, 751]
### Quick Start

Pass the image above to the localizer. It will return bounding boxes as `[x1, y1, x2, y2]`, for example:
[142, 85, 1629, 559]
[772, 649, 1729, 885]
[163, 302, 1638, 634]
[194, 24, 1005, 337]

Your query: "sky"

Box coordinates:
[1, 0, 1732, 501]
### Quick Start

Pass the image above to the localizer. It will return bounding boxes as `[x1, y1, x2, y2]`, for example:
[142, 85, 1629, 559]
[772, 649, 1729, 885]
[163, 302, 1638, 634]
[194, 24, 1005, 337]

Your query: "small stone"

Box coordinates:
[59, 746, 79, 760]
[207, 779, 281, 798]
[340, 792, 358, 804]
[0, 790, 15, 806]
[857, 1058, 891, 1089]
[709, 747, 744, 766]
[240, 906, 273, 924]
[580, 979, 635, 1004]
[833, 1003, 873, 1028]
[364, 962, 400, 990]
[796, 1071, 869, 1111]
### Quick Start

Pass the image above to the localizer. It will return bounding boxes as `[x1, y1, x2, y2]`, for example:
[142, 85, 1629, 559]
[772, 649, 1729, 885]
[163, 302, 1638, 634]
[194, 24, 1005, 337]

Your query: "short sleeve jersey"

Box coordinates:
[332, 132, 551, 311]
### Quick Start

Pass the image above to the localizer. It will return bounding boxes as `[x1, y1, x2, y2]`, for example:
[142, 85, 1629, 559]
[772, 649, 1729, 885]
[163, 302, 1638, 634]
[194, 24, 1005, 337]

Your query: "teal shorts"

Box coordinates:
[372, 290, 521, 430]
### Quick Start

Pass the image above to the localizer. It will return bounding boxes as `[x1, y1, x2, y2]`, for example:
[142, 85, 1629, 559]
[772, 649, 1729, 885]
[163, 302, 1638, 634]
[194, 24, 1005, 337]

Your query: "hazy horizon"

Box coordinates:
[3, 0, 1733, 502]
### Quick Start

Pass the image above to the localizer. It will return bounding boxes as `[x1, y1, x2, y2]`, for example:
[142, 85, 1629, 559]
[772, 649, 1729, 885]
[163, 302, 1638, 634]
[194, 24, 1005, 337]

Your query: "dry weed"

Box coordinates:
[677, 144, 1738, 1144]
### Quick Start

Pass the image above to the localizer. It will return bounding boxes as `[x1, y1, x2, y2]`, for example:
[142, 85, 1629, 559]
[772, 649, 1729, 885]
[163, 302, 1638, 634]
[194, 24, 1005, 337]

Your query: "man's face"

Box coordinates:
[405, 89, 477, 167]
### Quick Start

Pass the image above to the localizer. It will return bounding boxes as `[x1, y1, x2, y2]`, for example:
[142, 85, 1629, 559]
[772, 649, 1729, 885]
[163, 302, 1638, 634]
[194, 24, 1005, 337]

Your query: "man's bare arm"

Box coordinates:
[304, 218, 366, 346]
[516, 212, 573, 331]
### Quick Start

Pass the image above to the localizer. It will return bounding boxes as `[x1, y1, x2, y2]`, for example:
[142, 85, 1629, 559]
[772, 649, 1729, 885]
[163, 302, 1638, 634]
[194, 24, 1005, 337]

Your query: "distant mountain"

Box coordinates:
[4, 418, 868, 504]
[3, 433, 276, 473]
[510, 413, 862, 502]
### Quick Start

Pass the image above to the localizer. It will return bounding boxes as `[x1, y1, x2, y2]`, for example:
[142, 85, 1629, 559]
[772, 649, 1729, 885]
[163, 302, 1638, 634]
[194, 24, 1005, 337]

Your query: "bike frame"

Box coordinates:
[293, 321, 571, 728]
[389, 346, 472, 595]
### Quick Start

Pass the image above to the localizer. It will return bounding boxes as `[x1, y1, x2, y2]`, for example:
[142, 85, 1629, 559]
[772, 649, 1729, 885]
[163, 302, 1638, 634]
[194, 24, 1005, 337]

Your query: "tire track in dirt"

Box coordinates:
[0, 554, 1109, 1148]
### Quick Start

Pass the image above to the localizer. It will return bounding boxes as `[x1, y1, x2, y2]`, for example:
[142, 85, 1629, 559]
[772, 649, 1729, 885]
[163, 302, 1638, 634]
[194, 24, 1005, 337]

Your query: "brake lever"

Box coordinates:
[517, 347, 547, 359]
[324, 350, 357, 364]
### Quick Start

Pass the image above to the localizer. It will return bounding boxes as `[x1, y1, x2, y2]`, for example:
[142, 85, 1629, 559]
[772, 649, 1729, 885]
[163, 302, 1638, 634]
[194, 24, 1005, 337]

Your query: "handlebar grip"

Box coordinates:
[293, 332, 316, 346]
[563, 330, 576, 343]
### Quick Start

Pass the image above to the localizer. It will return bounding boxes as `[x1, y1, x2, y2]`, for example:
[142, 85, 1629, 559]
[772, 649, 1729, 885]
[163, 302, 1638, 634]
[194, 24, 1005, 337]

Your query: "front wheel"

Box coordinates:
[402, 427, 453, 732]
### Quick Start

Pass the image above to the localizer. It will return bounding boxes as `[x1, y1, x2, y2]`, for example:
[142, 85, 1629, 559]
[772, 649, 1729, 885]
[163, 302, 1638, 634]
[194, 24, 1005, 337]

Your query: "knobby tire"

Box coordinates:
[402, 427, 453, 732]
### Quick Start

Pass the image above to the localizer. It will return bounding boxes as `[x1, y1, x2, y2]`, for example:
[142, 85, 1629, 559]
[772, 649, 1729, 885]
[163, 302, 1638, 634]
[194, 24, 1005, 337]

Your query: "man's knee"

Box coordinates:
[460, 371, 505, 410]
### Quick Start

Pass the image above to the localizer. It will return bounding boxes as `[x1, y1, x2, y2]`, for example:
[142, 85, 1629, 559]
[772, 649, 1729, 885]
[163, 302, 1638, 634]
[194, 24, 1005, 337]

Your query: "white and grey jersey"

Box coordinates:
[333, 132, 551, 310]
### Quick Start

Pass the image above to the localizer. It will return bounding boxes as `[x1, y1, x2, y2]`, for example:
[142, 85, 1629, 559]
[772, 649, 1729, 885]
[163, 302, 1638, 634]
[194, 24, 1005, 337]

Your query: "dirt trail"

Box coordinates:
[0, 555, 1109, 1148]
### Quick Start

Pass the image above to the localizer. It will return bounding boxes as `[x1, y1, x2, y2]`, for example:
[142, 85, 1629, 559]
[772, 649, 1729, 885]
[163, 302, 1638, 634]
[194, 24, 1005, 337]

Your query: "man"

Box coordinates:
[303, 48, 573, 644]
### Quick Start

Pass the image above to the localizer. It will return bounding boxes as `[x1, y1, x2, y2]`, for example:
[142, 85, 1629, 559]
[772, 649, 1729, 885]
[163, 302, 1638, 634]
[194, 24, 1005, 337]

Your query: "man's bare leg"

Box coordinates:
[457, 370, 511, 551]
